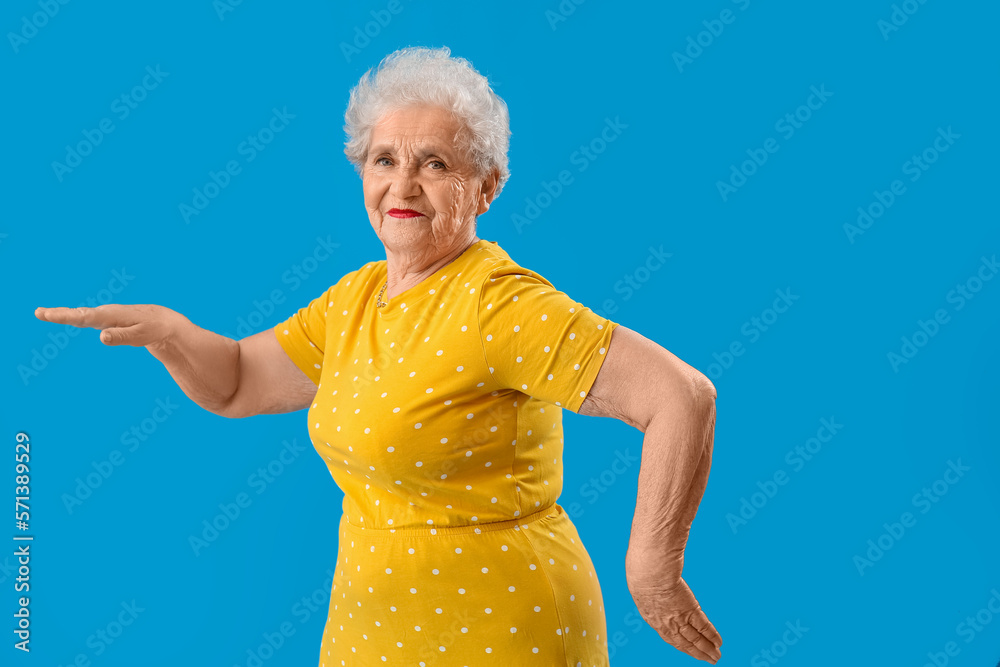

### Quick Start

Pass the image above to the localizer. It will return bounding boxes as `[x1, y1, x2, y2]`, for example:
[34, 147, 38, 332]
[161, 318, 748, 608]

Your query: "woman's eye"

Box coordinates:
[375, 157, 391, 166]
[429, 161, 444, 169]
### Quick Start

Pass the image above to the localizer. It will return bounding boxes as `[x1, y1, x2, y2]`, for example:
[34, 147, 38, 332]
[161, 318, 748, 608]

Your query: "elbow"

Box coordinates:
[693, 372, 717, 403]
[682, 373, 716, 433]
[214, 398, 249, 419]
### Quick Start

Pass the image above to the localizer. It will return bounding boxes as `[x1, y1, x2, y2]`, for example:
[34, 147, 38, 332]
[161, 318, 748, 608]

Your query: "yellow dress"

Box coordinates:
[274, 238, 620, 666]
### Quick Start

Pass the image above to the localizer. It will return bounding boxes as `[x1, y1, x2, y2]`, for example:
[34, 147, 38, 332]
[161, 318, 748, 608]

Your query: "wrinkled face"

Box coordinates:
[362, 105, 496, 254]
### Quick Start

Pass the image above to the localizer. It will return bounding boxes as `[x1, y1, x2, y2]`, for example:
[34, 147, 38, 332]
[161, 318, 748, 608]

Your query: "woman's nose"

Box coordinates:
[391, 168, 421, 199]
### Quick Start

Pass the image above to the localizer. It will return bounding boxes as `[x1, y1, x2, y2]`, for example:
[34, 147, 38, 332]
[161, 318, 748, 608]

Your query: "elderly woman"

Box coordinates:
[35, 47, 721, 666]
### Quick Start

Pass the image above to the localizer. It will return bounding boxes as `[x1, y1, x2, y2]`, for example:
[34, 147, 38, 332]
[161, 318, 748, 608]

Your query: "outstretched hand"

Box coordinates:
[626, 569, 722, 663]
[35, 304, 180, 349]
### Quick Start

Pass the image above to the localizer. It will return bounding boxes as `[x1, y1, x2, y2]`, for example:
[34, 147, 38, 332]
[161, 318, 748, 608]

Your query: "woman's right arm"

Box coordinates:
[34, 304, 317, 418]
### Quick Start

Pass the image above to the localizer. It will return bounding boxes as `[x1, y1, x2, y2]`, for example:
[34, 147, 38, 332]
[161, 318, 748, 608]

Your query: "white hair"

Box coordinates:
[343, 46, 511, 198]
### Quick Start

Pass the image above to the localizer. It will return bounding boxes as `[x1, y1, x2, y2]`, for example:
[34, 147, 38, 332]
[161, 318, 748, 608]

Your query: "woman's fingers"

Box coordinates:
[35, 305, 134, 329]
[629, 576, 723, 663]
[655, 623, 715, 663]
[37, 304, 175, 350]
[690, 611, 723, 650]
[99, 324, 152, 347]
[677, 621, 722, 662]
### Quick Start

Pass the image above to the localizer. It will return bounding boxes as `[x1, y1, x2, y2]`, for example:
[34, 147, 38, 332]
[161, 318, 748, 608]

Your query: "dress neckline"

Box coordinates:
[375, 238, 493, 319]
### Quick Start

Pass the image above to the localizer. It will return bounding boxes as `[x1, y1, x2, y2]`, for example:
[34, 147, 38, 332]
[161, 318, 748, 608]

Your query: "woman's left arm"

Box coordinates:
[579, 324, 722, 664]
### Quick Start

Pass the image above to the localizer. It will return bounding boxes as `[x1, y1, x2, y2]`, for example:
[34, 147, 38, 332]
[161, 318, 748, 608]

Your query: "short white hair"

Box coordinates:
[343, 46, 511, 198]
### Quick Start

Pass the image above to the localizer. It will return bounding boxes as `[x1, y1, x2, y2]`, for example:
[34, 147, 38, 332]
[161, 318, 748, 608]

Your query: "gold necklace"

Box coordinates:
[376, 281, 388, 308]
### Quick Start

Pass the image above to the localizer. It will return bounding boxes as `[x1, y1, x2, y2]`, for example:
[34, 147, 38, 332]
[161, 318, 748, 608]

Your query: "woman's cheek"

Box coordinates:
[442, 176, 469, 216]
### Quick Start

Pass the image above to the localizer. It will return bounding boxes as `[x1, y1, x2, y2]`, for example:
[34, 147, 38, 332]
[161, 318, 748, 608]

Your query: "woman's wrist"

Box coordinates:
[625, 542, 684, 583]
[145, 307, 189, 358]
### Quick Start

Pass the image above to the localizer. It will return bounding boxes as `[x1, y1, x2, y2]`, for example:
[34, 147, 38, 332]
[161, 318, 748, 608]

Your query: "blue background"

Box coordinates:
[2, 0, 998, 665]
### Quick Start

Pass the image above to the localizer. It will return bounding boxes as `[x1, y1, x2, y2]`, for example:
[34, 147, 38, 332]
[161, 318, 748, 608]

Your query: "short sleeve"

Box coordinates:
[478, 266, 619, 413]
[273, 285, 334, 386]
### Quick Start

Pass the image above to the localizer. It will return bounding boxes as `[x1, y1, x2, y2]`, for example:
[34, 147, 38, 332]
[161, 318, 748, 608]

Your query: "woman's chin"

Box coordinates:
[379, 219, 430, 247]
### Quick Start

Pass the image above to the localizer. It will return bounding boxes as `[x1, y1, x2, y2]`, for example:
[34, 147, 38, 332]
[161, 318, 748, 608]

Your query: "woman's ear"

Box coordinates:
[476, 168, 501, 216]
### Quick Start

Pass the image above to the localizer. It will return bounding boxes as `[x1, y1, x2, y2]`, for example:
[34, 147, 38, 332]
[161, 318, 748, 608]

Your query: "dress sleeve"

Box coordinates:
[272, 284, 334, 386]
[477, 265, 619, 413]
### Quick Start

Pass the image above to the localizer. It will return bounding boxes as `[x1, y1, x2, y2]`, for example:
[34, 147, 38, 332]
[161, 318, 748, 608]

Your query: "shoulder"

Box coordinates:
[326, 259, 384, 298]
[473, 241, 555, 293]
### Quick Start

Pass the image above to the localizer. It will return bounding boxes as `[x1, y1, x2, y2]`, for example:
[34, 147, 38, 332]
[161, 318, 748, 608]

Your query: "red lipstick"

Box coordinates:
[387, 208, 425, 218]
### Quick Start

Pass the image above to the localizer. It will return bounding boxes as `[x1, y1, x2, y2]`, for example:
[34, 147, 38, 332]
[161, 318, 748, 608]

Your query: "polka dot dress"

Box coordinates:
[274, 239, 619, 666]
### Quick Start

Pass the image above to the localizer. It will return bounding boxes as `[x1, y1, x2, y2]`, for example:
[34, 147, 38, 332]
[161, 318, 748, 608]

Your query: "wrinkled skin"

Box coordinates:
[362, 105, 499, 302]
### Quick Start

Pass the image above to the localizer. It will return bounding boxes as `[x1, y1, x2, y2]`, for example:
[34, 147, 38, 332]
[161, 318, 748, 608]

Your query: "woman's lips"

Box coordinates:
[387, 208, 425, 218]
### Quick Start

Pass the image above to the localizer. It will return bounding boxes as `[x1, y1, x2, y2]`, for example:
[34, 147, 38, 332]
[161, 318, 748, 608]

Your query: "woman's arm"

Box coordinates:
[34, 304, 316, 418]
[578, 324, 721, 664]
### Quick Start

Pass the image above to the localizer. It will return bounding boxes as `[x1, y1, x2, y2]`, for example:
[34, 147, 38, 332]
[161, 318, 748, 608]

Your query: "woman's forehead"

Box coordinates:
[373, 107, 461, 140]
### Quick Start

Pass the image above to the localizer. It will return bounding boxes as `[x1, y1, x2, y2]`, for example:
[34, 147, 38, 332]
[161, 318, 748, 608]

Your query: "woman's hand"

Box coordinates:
[33, 303, 316, 418]
[625, 554, 723, 663]
[34, 304, 183, 350]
